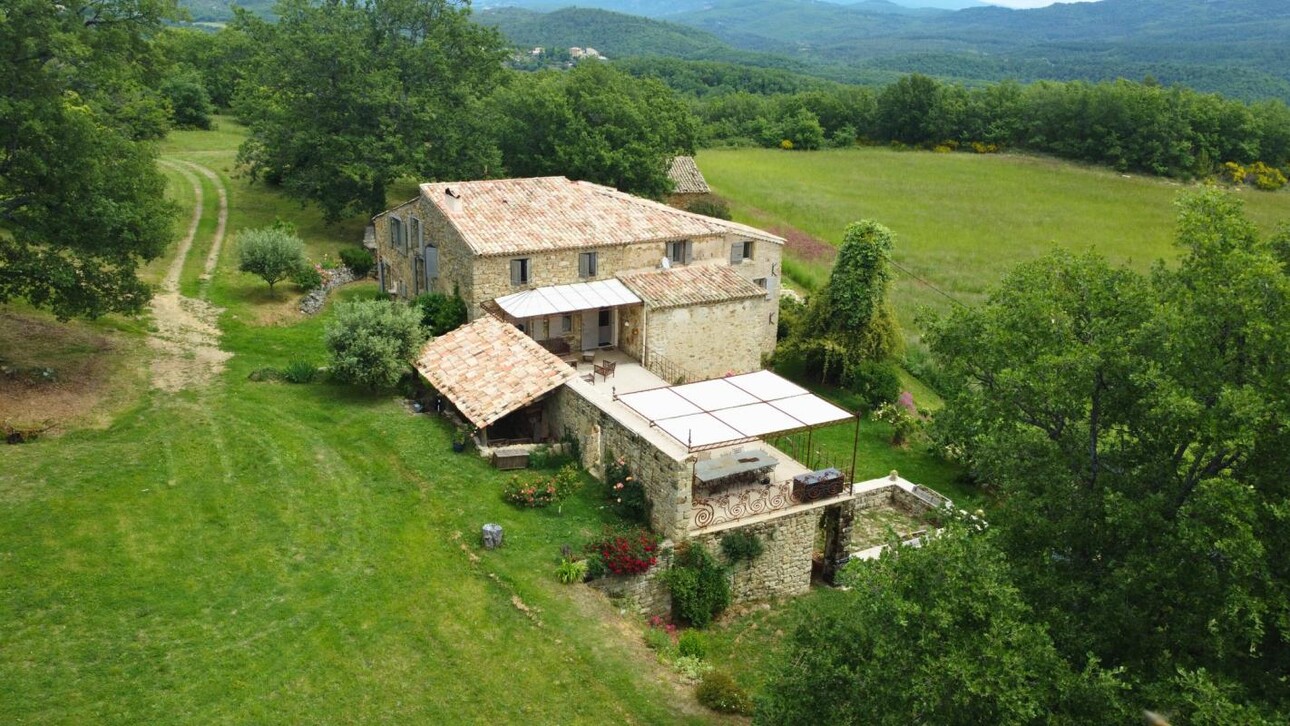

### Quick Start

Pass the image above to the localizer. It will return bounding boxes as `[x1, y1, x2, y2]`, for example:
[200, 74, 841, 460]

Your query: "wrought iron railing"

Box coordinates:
[643, 348, 690, 386]
[691, 476, 852, 530]
[767, 432, 853, 480]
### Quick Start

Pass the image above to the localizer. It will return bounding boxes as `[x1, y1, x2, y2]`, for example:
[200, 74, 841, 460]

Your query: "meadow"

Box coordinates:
[700, 146, 1290, 345]
[0, 120, 709, 723]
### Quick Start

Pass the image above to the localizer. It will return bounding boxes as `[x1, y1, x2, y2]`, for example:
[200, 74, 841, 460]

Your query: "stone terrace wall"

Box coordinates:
[692, 504, 830, 604]
[551, 387, 691, 541]
[590, 545, 673, 618]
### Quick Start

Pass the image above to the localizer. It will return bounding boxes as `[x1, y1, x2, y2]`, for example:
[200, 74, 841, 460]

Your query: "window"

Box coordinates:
[389, 217, 405, 252]
[409, 216, 422, 254]
[667, 240, 691, 265]
[755, 277, 771, 299]
[510, 258, 531, 285]
[561, 315, 572, 333]
[414, 256, 425, 295]
[578, 251, 598, 278]
[729, 240, 753, 263]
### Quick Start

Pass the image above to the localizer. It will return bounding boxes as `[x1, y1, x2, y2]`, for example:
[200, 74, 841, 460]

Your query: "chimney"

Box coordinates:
[443, 186, 463, 214]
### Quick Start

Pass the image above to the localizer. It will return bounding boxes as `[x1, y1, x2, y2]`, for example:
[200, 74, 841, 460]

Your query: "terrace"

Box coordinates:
[565, 357, 864, 533]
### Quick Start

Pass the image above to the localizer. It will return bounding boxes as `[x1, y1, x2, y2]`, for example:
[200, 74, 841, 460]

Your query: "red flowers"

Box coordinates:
[586, 526, 659, 576]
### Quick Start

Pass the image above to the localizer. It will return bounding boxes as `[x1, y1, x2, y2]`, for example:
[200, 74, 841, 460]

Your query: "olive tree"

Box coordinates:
[324, 300, 427, 389]
[237, 227, 307, 295]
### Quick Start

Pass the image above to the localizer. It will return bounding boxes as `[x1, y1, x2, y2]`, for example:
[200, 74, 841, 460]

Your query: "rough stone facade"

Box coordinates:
[644, 296, 776, 379]
[372, 187, 783, 336]
[589, 545, 674, 618]
[693, 505, 827, 604]
[551, 387, 692, 541]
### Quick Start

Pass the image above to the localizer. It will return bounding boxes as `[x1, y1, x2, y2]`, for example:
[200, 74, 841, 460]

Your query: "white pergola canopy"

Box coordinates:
[493, 279, 641, 319]
[616, 370, 853, 451]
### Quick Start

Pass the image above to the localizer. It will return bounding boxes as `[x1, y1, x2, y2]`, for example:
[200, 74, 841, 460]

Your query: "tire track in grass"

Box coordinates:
[148, 159, 232, 393]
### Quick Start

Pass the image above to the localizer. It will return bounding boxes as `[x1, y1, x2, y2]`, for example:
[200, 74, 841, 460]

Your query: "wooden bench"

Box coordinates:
[594, 359, 616, 381]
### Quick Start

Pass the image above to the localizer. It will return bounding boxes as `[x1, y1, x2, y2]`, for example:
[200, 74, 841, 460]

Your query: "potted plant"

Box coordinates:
[452, 425, 472, 453]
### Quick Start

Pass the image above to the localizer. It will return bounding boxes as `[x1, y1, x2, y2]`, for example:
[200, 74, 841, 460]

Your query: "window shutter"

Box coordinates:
[511, 259, 521, 285]
[578, 253, 589, 277]
[685, 240, 693, 264]
[425, 246, 439, 280]
[729, 242, 741, 264]
[588, 252, 597, 276]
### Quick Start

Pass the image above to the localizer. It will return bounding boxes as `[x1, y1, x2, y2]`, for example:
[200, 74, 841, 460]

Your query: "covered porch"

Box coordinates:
[487, 279, 644, 362]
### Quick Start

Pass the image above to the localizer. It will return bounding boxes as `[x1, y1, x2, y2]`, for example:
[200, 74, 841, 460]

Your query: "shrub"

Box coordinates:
[720, 530, 764, 564]
[528, 443, 574, 470]
[503, 464, 582, 509]
[684, 196, 731, 221]
[779, 139, 793, 150]
[583, 552, 607, 580]
[696, 670, 753, 715]
[643, 626, 674, 653]
[159, 69, 213, 130]
[664, 542, 730, 628]
[554, 558, 588, 584]
[672, 655, 711, 682]
[873, 400, 925, 447]
[291, 262, 323, 291]
[677, 629, 707, 659]
[339, 247, 374, 278]
[605, 455, 649, 524]
[238, 227, 308, 295]
[412, 292, 468, 337]
[280, 359, 318, 383]
[842, 359, 902, 409]
[323, 299, 427, 389]
[584, 525, 660, 576]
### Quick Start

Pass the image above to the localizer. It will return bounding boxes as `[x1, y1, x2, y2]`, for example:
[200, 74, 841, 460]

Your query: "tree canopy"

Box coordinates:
[233, 0, 508, 222]
[927, 189, 1290, 718]
[1, 0, 178, 320]
[758, 523, 1127, 725]
[490, 63, 698, 198]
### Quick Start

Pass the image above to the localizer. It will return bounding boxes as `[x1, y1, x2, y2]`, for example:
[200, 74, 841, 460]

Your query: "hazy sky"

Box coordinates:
[988, 0, 1101, 8]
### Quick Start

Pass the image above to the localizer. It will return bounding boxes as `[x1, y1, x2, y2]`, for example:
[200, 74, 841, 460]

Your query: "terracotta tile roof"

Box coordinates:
[668, 156, 711, 194]
[413, 315, 575, 429]
[618, 265, 767, 310]
[416, 176, 781, 257]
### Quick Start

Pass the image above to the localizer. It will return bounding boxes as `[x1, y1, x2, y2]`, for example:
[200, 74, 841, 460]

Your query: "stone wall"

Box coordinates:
[692, 505, 830, 604]
[589, 544, 673, 618]
[645, 295, 776, 380]
[373, 196, 476, 305]
[551, 387, 691, 541]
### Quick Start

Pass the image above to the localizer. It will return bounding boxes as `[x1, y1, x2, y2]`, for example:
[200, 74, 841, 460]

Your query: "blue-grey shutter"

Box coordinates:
[729, 242, 741, 264]
[424, 246, 439, 281]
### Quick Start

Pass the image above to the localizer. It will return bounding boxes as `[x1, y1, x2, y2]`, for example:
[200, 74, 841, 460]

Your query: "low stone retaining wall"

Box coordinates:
[300, 266, 357, 315]
[693, 505, 823, 605]
[589, 544, 674, 618]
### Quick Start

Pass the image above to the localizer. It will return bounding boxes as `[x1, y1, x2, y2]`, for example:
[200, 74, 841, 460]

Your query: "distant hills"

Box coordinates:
[181, 0, 1290, 102]
[477, 0, 1290, 102]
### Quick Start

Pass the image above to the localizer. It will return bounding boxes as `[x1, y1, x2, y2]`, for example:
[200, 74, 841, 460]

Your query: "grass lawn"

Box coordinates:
[0, 121, 709, 723]
[699, 147, 1290, 344]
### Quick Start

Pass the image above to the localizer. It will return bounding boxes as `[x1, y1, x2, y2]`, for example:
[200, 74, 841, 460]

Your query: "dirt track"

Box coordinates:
[149, 160, 232, 392]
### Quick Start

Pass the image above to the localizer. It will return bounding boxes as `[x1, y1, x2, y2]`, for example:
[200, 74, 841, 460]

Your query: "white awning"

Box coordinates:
[616, 370, 854, 451]
[493, 279, 641, 319]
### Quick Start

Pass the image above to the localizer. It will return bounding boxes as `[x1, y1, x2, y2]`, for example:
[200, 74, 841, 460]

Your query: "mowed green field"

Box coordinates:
[700, 147, 1290, 339]
[0, 121, 705, 723]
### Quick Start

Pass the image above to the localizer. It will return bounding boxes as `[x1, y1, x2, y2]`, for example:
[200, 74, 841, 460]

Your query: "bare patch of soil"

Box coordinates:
[0, 311, 146, 431]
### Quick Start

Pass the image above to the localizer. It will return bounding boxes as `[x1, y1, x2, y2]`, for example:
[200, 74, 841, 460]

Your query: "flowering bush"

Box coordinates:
[873, 401, 925, 447]
[605, 455, 649, 524]
[502, 464, 582, 508]
[584, 525, 660, 576]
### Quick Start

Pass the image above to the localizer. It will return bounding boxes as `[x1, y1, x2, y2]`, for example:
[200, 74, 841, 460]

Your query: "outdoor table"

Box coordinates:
[694, 449, 778, 492]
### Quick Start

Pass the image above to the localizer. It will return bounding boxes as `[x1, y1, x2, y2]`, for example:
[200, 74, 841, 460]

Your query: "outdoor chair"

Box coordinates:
[594, 359, 616, 381]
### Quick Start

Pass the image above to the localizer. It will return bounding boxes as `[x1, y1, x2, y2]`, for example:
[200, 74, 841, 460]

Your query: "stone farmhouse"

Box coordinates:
[374, 176, 947, 610]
